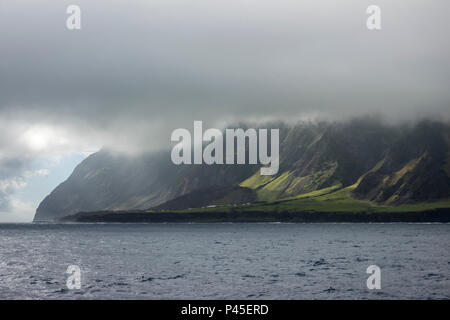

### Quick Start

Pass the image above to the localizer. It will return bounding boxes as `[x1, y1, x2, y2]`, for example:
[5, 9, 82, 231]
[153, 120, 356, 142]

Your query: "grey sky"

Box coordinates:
[0, 0, 449, 220]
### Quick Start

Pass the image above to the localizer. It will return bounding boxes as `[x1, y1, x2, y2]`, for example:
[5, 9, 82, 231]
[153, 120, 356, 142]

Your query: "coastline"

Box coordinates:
[59, 208, 450, 223]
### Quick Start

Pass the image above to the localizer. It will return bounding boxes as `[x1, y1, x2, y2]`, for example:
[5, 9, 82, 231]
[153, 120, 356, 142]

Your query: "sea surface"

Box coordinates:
[0, 223, 449, 299]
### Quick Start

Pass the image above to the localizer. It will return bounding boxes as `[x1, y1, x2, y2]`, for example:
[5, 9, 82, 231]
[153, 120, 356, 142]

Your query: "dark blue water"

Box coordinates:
[0, 223, 449, 299]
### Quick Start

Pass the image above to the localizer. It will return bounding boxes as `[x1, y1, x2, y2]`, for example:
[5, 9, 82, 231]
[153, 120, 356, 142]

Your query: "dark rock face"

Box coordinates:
[34, 150, 257, 221]
[280, 118, 396, 195]
[34, 119, 450, 221]
[353, 121, 450, 204]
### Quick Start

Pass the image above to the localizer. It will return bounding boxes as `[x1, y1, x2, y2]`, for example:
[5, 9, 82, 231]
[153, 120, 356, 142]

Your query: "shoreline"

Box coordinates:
[58, 208, 450, 223]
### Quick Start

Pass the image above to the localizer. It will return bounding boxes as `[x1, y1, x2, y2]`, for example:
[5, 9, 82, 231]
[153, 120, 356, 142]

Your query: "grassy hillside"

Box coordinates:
[164, 184, 450, 215]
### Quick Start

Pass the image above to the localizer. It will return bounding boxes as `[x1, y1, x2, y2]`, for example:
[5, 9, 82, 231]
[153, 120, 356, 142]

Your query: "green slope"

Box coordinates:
[164, 184, 450, 214]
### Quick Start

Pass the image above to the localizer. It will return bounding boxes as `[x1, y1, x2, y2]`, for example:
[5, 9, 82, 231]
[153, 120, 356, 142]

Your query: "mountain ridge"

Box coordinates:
[34, 118, 450, 221]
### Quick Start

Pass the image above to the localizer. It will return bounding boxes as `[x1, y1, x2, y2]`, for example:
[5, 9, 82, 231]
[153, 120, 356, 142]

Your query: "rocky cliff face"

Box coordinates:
[34, 119, 450, 221]
[34, 150, 257, 221]
[353, 121, 450, 204]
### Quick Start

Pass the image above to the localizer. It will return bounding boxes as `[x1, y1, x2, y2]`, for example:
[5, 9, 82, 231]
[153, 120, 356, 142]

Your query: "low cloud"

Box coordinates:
[0, 176, 27, 212]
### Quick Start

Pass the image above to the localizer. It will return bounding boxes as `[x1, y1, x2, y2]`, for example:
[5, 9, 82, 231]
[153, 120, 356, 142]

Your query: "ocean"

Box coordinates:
[0, 223, 448, 299]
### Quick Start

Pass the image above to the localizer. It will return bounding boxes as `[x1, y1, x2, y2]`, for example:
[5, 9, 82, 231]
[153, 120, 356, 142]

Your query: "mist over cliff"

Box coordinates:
[34, 118, 450, 221]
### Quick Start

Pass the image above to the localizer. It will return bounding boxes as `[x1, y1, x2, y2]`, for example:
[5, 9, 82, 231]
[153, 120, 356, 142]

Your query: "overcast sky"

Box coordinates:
[0, 0, 449, 221]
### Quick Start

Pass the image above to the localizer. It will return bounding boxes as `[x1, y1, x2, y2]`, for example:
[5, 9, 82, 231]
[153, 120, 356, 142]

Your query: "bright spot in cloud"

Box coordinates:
[20, 125, 70, 152]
